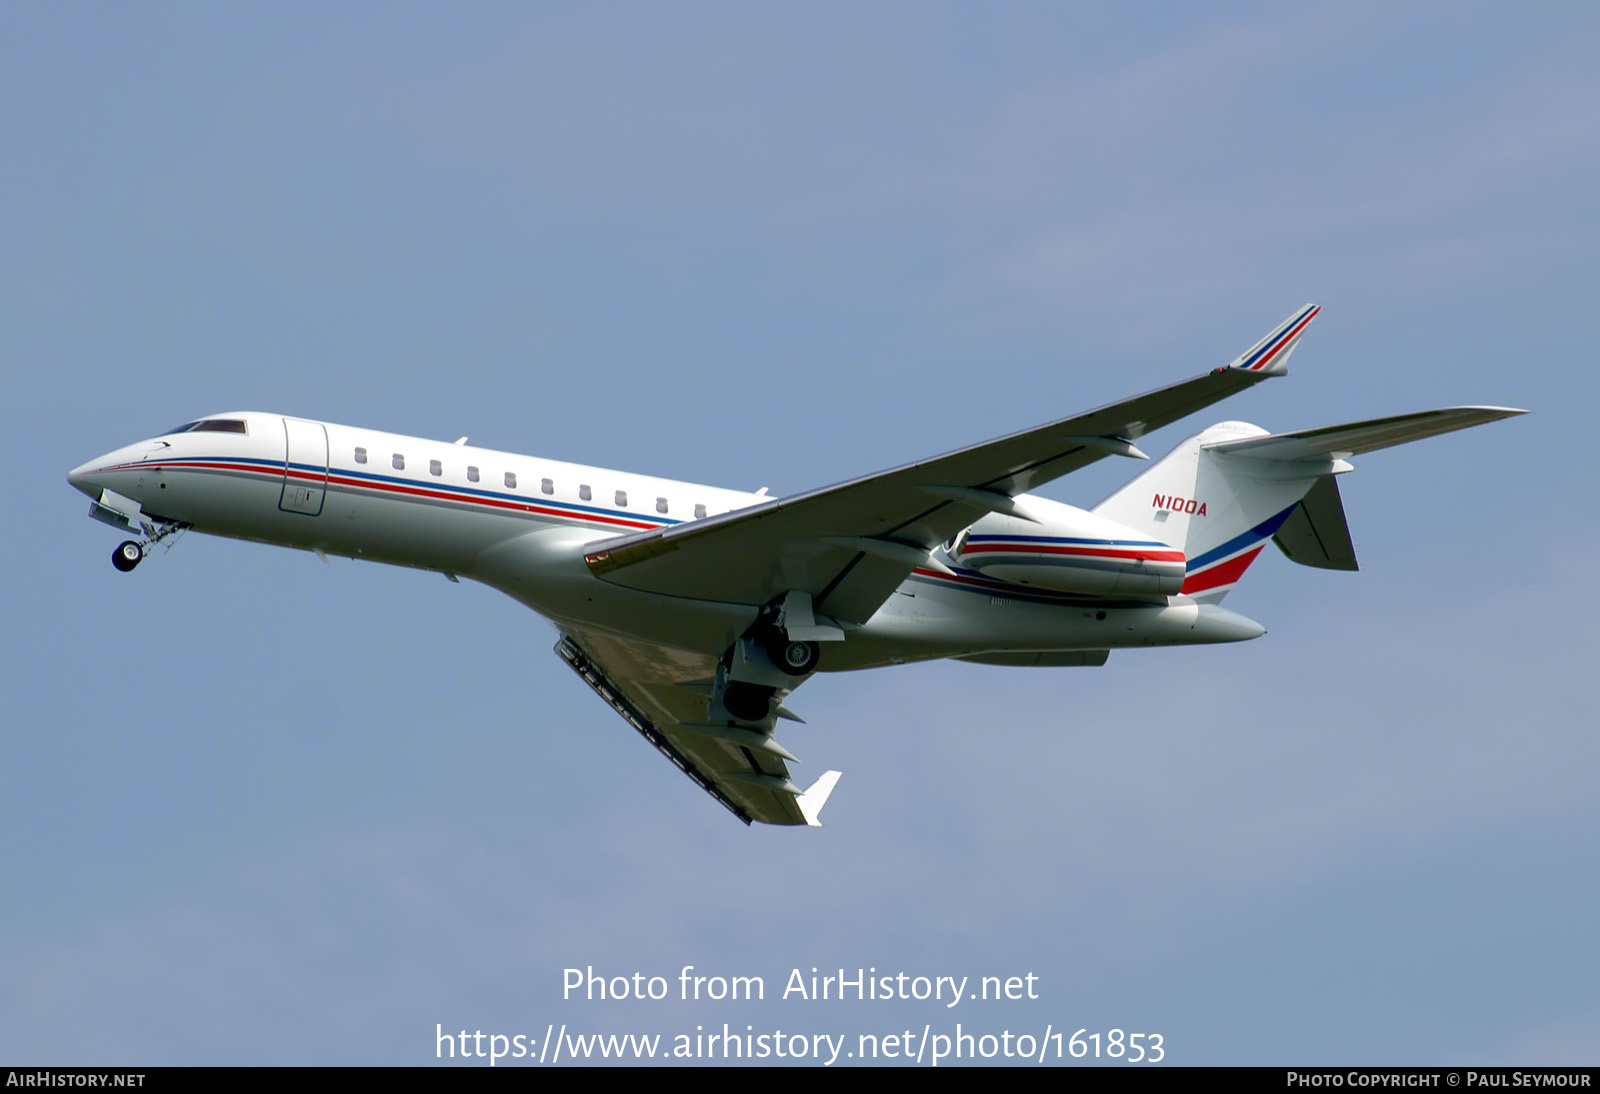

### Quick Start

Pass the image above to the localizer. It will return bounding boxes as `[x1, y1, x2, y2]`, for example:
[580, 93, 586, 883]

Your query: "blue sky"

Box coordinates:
[4, 2, 1597, 1066]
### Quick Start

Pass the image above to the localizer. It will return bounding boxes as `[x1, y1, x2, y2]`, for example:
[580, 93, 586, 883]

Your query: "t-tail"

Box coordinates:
[1094, 406, 1526, 603]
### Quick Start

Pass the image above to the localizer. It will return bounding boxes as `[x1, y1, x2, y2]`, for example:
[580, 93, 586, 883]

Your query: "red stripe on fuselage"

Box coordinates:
[1180, 546, 1264, 593]
[320, 472, 660, 529]
[912, 567, 1005, 591]
[130, 459, 664, 531]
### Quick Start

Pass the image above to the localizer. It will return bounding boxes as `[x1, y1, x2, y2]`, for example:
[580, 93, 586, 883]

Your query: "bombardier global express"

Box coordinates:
[68, 306, 1522, 826]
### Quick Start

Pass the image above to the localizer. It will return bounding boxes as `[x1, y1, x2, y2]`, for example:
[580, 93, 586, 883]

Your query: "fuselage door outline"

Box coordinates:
[280, 417, 329, 516]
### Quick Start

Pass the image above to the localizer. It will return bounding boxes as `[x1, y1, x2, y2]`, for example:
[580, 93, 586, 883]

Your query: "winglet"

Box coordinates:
[1227, 304, 1320, 376]
[796, 770, 843, 827]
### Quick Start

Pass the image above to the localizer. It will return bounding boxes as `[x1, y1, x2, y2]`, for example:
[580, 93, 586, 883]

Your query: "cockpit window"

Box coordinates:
[165, 418, 248, 435]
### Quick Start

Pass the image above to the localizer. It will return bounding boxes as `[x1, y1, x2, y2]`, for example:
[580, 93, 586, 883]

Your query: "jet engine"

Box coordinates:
[947, 495, 1186, 597]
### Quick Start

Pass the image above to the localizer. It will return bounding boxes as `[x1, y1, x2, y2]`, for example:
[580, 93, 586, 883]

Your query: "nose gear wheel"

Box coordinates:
[108, 519, 189, 573]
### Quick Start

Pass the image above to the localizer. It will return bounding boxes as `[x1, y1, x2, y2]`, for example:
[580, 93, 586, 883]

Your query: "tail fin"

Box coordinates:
[1094, 406, 1526, 603]
[1094, 422, 1309, 602]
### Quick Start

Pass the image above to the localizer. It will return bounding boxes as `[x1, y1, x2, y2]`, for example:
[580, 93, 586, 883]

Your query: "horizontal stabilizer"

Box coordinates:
[1273, 475, 1358, 571]
[1204, 406, 1526, 461]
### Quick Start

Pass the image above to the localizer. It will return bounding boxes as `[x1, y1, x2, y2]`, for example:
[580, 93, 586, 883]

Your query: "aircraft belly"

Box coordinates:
[822, 580, 1263, 671]
[473, 525, 760, 657]
[328, 486, 532, 570]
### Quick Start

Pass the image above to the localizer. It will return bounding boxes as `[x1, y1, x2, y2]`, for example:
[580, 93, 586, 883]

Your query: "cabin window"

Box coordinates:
[429, 459, 443, 477]
[656, 497, 669, 514]
[579, 484, 591, 501]
[615, 490, 628, 507]
[541, 478, 553, 495]
[354, 447, 367, 464]
[694, 503, 707, 519]
[504, 472, 517, 489]
[392, 454, 405, 470]
[467, 466, 479, 483]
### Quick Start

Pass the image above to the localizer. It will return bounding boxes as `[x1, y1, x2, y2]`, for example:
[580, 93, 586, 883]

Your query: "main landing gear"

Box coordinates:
[763, 630, 821, 676]
[714, 626, 823, 722]
[721, 680, 775, 723]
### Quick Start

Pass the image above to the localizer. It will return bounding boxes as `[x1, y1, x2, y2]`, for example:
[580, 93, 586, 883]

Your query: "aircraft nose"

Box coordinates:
[68, 458, 105, 498]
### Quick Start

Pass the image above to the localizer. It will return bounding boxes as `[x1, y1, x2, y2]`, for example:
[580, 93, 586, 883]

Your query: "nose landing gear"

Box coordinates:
[112, 541, 144, 572]
[106, 519, 189, 573]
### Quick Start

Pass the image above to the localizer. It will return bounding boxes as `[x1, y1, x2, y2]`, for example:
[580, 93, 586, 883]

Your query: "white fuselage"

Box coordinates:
[68, 412, 1266, 671]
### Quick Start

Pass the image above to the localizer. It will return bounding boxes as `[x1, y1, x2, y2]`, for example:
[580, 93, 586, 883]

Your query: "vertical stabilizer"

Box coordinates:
[1092, 423, 1323, 602]
[1094, 406, 1525, 602]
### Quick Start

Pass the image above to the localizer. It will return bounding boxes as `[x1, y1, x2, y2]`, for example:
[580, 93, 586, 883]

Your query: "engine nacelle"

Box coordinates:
[948, 495, 1186, 597]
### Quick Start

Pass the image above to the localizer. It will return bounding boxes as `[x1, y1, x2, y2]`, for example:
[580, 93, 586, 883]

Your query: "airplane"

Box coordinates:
[67, 305, 1523, 827]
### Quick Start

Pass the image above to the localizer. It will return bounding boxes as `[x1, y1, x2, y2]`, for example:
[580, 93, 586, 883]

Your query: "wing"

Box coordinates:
[584, 305, 1320, 624]
[555, 630, 840, 826]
